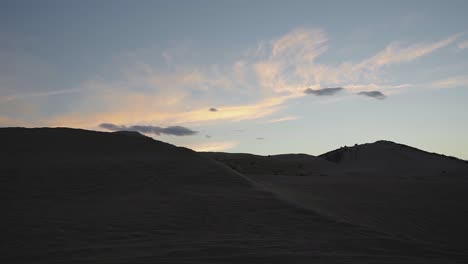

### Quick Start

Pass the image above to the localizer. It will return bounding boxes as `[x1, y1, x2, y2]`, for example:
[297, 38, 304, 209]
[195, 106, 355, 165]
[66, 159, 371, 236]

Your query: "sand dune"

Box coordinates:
[2, 128, 468, 263]
[211, 141, 468, 254]
[319, 140, 468, 178]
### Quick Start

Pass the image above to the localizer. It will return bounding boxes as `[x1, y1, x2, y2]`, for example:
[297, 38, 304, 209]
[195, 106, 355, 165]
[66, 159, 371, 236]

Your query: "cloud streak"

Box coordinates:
[99, 123, 198, 136]
[304, 87, 344, 96]
[457, 40, 468, 50]
[0, 87, 87, 103]
[266, 116, 300, 123]
[428, 76, 468, 89]
[46, 93, 299, 129]
[294, 33, 462, 92]
[357, 91, 386, 100]
[186, 141, 239, 152]
[359, 33, 461, 70]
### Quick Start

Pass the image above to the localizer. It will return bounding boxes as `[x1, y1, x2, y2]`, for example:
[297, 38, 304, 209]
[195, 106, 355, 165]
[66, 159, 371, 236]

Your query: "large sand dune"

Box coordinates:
[209, 141, 468, 255]
[2, 128, 467, 263]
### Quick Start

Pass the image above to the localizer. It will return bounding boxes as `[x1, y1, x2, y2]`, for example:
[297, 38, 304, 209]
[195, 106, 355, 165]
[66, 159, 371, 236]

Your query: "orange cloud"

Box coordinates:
[265, 116, 300, 123]
[184, 141, 239, 152]
[46, 93, 302, 129]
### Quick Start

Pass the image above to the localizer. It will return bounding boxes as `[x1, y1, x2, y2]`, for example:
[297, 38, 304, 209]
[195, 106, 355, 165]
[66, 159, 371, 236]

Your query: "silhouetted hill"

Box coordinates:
[0, 127, 177, 154]
[318, 140, 468, 177]
[320, 140, 464, 164]
[0, 127, 247, 199]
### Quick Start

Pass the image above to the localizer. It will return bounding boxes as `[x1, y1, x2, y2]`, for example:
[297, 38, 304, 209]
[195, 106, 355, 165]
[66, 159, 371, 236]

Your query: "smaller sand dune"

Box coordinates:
[319, 140, 468, 178]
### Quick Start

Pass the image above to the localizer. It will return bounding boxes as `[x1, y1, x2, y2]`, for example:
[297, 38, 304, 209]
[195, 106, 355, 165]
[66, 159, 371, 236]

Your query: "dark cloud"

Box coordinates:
[99, 123, 198, 136]
[357, 91, 386, 100]
[209, 108, 218, 112]
[303, 87, 345, 96]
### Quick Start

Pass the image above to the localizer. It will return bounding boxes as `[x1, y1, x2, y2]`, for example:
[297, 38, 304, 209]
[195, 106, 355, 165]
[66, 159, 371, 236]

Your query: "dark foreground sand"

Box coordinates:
[2, 128, 468, 263]
[208, 142, 468, 260]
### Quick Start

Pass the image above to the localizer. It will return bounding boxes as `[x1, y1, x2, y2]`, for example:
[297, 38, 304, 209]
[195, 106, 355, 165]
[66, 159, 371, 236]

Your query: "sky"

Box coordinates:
[1, 0, 468, 159]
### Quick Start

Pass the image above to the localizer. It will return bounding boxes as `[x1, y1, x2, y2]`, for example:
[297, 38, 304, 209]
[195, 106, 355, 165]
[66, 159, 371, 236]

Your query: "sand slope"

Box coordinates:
[319, 140, 467, 178]
[223, 142, 468, 254]
[1, 128, 467, 263]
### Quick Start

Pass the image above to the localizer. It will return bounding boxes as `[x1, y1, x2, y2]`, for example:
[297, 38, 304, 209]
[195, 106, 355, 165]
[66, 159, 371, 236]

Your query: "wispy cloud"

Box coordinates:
[357, 91, 386, 100]
[0, 115, 18, 126]
[265, 116, 300, 123]
[99, 123, 198, 136]
[47, 93, 299, 128]
[0, 87, 86, 102]
[457, 40, 468, 49]
[185, 141, 239, 152]
[271, 28, 328, 62]
[345, 83, 413, 91]
[358, 33, 461, 70]
[291, 34, 461, 93]
[253, 28, 328, 94]
[428, 76, 468, 89]
[169, 94, 300, 124]
[254, 62, 281, 91]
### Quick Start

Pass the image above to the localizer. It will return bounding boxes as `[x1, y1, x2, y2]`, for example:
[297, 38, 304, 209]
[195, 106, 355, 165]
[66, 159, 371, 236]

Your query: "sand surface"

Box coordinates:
[2, 128, 468, 263]
[208, 142, 468, 256]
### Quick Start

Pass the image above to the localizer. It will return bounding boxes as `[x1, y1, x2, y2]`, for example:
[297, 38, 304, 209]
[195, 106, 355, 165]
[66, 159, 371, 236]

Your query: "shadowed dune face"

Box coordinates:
[0, 127, 175, 154]
[210, 141, 468, 253]
[1, 128, 468, 263]
[318, 140, 468, 177]
[0, 128, 247, 194]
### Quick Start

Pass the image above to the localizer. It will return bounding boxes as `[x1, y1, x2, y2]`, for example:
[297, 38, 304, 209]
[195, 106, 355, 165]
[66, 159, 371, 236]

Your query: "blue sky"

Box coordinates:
[1, 0, 468, 158]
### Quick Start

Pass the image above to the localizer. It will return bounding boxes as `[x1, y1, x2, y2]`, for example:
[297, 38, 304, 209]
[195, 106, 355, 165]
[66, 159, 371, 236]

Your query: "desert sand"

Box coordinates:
[207, 141, 468, 255]
[2, 128, 468, 263]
